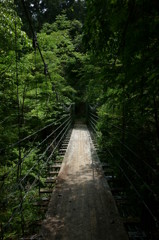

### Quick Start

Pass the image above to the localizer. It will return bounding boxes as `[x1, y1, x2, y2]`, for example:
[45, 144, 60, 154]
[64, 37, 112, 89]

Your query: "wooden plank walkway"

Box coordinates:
[40, 124, 129, 240]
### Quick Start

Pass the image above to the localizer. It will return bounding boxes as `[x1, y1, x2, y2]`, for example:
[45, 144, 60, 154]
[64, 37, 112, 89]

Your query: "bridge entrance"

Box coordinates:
[75, 102, 87, 119]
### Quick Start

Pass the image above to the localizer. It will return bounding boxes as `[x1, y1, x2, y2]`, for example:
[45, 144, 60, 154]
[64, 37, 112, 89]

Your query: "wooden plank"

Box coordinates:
[40, 189, 52, 194]
[41, 197, 50, 201]
[40, 124, 129, 240]
[49, 171, 59, 175]
[45, 177, 57, 184]
[50, 164, 61, 168]
[54, 160, 63, 164]
[59, 149, 66, 153]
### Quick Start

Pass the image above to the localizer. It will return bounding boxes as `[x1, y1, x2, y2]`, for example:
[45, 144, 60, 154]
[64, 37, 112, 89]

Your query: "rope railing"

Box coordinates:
[0, 114, 71, 191]
[19, 117, 72, 198]
[118, 152, 158, 200]
[110, 148, 159, 228]
[89, 111, 99, 120]
[116, 136, 156, 174]
[45, 118, 72, 164]
[0, 106, 73, 239]
[20, 116, 71, 185]
[87, 105, 98, 134]
[0, 114, 69, 153]
[88, 104, 158, 188]
[89, 115, 98, 124]
[108, 121, 138, 139]
[0, 2, 75, 239]
[0, 112, 72, 193]
[87, 104, 157, 175]
[116, 160, 159, 228]
[89, 108, 144, 140]
[87, 103, 159, 230]
[100, 124, 157, 175]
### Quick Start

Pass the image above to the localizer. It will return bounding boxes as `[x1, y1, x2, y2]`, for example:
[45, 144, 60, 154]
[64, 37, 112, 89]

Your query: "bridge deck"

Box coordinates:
[41, 124, 128, 240]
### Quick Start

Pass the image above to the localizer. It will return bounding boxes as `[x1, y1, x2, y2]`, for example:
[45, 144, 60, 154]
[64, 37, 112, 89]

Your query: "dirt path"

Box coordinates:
[40, 124, 128, 240]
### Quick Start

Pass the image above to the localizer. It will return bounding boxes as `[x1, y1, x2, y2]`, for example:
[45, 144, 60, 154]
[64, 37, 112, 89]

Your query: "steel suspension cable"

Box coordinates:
[89, 108, 156, 175]
[89, 107, 138, 139]
[0, 114, 69, 153]
[116, 137, 156, 174]
[117, 152, 158, 200]
[44, 118, 72, 164]
[22, 118, 72, 197]
[88, 111, 158, 199]
[1, 1, 73, 236]
[103, 146, 159, 228]
[20, 0, 59, 102]
[5, 117, 72, 206]
[2, 115, 72, 198]
[102, 126, 157, 174]
[15, 118, 73, 201]
[0, 114, 71, 190]
[19, 116, 71, 185]
[15, 19, 25, 236]
[3, 124, 71, 232]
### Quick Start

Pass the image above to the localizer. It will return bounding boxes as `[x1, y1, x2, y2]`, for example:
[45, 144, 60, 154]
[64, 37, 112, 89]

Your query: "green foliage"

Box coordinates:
[1, 0, 159, 237]
[15, 0, 86, 34]
[0, 0, 31, 51]
[40, 14, 86, 103]
[0, 4, 84, 238]
[84, 0, 159, 233]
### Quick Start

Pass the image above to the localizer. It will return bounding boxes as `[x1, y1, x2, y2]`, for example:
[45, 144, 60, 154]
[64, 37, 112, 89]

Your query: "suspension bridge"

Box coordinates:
[0, 1, 159, 239]
[1, 105, 159, 240]
[1, 101, 159, 239]
[40, 121, 128, 240]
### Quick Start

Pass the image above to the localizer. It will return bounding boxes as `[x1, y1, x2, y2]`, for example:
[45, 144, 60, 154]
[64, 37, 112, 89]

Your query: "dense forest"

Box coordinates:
[0, 0, 159, 239]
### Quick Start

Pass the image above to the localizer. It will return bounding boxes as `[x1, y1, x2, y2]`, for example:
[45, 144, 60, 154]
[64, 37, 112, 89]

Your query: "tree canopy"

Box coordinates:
[0, 0, 159, 239]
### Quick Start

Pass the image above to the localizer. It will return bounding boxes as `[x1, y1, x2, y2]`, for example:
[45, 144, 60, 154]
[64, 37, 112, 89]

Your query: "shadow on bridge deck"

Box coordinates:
[40, 124, 128, 240]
